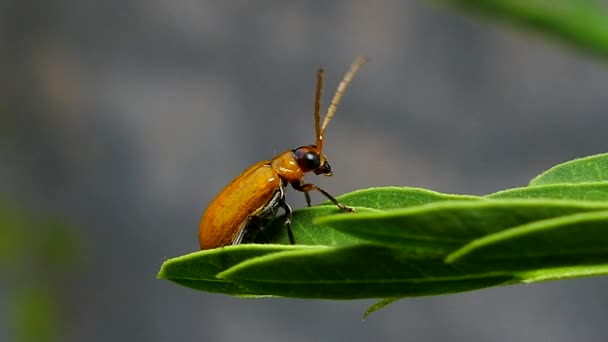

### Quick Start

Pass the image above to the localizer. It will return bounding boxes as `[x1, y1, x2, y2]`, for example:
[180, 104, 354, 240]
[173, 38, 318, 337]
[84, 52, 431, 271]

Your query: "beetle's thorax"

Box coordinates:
[270, 144, 333, 184]
[270, 150, 304, 183]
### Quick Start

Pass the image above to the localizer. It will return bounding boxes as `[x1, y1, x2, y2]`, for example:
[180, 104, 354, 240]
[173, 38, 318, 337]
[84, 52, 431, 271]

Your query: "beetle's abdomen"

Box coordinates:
[199, 161, 281, 249]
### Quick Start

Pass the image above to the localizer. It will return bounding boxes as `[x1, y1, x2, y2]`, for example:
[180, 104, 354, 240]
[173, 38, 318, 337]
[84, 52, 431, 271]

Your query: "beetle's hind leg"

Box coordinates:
[292, 182, 355, 212]
[231, 217, 252, 246]
[232, 216, 264, 245]
[279, 198, 296, 245]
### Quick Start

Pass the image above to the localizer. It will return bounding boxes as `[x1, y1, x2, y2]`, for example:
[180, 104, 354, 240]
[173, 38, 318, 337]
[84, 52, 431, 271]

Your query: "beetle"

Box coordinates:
[198, 57, 367, 249]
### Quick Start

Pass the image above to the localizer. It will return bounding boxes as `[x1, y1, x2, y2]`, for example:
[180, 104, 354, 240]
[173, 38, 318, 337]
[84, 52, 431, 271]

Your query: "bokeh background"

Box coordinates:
[3, 1, 608, 341]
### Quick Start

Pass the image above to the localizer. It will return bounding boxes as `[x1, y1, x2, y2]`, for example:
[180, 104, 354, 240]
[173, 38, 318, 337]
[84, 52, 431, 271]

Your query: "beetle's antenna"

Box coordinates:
[319, 56, 368, 150]
[314, 68, 324, 149]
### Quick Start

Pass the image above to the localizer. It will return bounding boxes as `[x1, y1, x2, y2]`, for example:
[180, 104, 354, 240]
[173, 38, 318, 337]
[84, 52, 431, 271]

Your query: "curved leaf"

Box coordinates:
[446, 211, 608, 271]
[217, 245, 513, 299]
[488, 183, 608, 201]
[157, 244, 316, 295]
[530, 153, 608, 186]
[517, 264, 608, 283]
[159, 184, 608, 306]
[364, 298, 401, 319]
[317, 199, 608, 252]
[320, 187, 480, 210]
[257, 187, 480, 246]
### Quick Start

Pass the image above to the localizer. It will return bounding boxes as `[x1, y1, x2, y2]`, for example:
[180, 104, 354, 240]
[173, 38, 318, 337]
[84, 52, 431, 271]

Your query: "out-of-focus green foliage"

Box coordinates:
[1, 203, 85, 342]
[440, 0, 608, 59]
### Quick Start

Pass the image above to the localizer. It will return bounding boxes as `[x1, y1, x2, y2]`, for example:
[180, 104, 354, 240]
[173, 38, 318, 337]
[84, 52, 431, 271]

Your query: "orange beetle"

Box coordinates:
[199, 57, 367, 249]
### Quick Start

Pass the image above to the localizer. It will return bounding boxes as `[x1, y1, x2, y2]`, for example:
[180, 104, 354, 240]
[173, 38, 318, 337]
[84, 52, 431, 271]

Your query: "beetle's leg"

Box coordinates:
[231, 216, 253, 246]
[292, 182, 355, 213]
[304, 191, 312, 207]
[233, 215, 265, 245]
[279, 199, 295, 245]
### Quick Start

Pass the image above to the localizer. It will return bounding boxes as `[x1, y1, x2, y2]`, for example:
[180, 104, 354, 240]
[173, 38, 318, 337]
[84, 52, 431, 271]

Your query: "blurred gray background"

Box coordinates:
[2, 1, 608, 341]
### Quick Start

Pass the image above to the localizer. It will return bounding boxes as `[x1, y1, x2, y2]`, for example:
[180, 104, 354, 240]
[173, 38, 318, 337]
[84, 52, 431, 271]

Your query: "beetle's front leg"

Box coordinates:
[304, 191, 312, 207]
[291, 182, 354, 213]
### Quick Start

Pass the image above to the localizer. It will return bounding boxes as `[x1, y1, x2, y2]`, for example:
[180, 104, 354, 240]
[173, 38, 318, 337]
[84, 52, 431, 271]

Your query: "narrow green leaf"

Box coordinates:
[318, 199, 608, 253]
[364, 298, 402, 319]
[217, 245, 513, 299]
[320, 187, 481, 210]
[257, 187, 480, 246]
[530, 153, 608, 186]
[157, 245, 316, 295]
[160, 187, 487, 296]
[488, 183, 608, 201]
[517, 263, 608, 283]
[446, 211, 608, 271]
[160, 187, 608, 303]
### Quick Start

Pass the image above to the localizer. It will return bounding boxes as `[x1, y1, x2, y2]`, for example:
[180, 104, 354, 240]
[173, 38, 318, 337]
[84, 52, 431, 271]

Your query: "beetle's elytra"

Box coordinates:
[199, 57, 367, 249]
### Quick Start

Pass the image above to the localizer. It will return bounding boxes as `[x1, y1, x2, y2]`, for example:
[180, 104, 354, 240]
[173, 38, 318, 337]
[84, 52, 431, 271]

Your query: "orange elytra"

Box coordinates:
[198, 57, 367, 249]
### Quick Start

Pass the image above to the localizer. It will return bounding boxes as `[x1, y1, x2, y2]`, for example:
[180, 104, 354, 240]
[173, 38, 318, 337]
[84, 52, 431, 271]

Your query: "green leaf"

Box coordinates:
[530, 153, 608, 186]
[256, 187, 479, 246]
[159, 185, 608, 306]
[160, 187, 489, 298]
[446, 211, 608, 271]
[317, 199, 608, 253]
[488, 183, 608, 201]
[441, 0, 608, 59]
[364, 298, 402, 319]
[320, 186, 481, 210]
[254, 206, 379, 246]
[217, 245, 513, 299]
[517, 263, 608, 283]
[157, 244, 316, 295]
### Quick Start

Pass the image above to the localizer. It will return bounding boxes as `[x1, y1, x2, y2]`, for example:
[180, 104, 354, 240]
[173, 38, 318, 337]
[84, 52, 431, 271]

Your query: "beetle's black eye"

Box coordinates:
[301, 152, 321, 171]
[293, 146, 322, 172]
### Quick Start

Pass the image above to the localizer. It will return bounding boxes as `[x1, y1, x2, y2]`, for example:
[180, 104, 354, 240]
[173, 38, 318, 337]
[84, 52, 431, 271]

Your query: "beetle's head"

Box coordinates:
[293, 145, 332, 176]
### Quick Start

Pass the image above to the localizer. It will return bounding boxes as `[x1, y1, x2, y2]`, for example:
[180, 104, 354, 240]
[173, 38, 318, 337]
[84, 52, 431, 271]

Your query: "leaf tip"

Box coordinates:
[156, 261, 169, 280]
[157, 256, 182, 280]
[443, 252, 461, 265]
